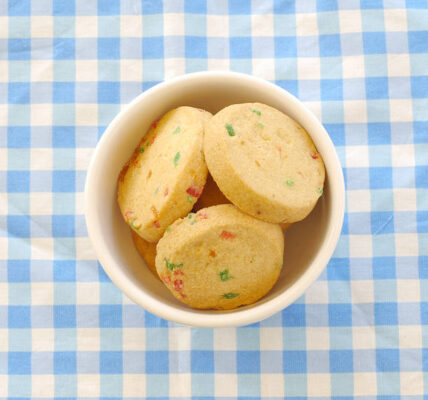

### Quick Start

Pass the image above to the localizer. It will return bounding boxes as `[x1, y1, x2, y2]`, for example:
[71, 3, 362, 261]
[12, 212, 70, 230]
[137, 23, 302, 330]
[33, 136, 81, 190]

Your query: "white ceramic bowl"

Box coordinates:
[85, 71, 345, 328]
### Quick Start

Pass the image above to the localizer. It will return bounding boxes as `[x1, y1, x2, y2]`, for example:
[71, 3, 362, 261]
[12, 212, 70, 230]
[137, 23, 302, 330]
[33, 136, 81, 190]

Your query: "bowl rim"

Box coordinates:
[85, 71, 345, 328]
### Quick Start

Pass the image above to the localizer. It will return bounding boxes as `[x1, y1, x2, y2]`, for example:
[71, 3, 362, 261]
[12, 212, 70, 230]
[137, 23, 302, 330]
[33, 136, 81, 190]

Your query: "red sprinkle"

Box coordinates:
[162, 276, 171, 284]
[173, 279, 184, 291]
[311, 152, 319, 159]
[220, 230, 236, 239]
[153, 220, 161, 228]
[149, 135, 156, 146]
[277, 146, 282, 154]
[297, 171, 303, 176]
[174, 270, 184, 276]
[186, 186, 203, 198]
[132, 158, 139, 167]
[164, 188, 169, 197]
[198, 212, 208, 219]
[151, 120, 158, 129]
[197, 108, 204, 113]
[124, 211, 133, 218]
[179, 293, 187, 299]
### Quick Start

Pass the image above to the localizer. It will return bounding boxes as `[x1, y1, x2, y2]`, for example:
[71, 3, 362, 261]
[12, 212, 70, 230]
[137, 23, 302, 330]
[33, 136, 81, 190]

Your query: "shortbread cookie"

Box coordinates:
[131, 231, 159, 279]
[118, 106, 211, 242]
[204, 103, 325, 223]
[156, 204, 284, 310]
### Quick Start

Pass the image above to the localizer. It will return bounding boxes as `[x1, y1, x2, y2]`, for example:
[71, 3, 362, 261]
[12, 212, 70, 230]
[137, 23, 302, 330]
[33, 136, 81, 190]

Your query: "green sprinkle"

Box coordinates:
[187, 195, 194, 203]
[188, 213, 196, 219]
[257, 122, 264, 128]
[166, 226, 171, 232]
[252, 108, 261, 116]
[285, 179, 295, 187]
[165, 258, 183, 271]
[221, 292, 239, 299]
[154, 185, 160, 195]
[139, 145, 145, 153]
[317, 188, 324, 195]
[173, 152, 181, 166]
[250, 257, 256, 263]
[130, 220, 140, 230]
[225, 123, 235, 137]
[219, 269, 233, 282]
[172, 126, 181, 135]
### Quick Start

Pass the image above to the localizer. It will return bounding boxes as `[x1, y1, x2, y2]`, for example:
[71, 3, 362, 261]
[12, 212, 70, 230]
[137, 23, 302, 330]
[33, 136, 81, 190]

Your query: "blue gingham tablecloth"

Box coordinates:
[1, 0, 427, 398]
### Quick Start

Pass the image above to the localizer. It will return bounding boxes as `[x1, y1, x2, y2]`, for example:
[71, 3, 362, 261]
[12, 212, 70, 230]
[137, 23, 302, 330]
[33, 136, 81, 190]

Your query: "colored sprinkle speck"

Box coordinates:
[285, 179, 295, 187]
[153, 220, 161, 228]
[225, 123, 235, 136]
[173, 279, 184, 291]
[311, 152, 319, 159]
[166, 226, 171, 232]
[252, 108, 261, 116]
[188, 213, 196, 219]
[130, 220, 141, 230]
[219, 269, 233, 282]
[257, 122, 264, 128]
[220, 230, 236, 239]
[187, 195, 194, 203]
[317, 188, 324, 195]
[198, 212, 208, 219]
[164, 188, 169, 196]
[173, 152, 180, 166]
[165, 258, 183, 271]
[222, 292, 239, 299]
[172, 126, 181, 135]
[186, 186, 202, 198]
[149, 135, 156, 146]
[154, 185, 160, 195]
[251, 257, 256, 263]
[139, 145, 145, 153]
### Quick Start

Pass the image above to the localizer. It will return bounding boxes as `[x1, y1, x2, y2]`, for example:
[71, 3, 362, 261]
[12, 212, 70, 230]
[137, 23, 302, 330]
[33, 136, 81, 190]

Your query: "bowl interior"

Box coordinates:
[87, 73, 341, 326]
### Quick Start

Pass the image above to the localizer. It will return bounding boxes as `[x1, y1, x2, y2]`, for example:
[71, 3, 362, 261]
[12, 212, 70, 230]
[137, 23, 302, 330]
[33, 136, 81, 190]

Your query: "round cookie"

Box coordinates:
[204, 103, 325, 223]
[131, 230, 159, 280]
[118, 106, 211, 242]
[156, 204, 284, 310]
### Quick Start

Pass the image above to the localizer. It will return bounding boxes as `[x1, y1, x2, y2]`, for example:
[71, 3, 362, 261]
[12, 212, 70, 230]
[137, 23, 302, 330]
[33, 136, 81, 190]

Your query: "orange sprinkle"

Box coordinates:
[174, 270, 184, 276]
[311, 152, 319, 159]
[220, 230, 235, 239]
[198, 212, 208, 219]
[153, 220, 160, 228]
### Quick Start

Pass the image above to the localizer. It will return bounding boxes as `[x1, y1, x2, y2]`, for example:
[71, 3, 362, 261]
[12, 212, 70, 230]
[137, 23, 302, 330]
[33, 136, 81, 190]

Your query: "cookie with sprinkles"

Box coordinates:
[118, 106, 212, 242]
[204, 103, 325, 223]
[131, 230, 160, 280]
[156, 204, 284, 310]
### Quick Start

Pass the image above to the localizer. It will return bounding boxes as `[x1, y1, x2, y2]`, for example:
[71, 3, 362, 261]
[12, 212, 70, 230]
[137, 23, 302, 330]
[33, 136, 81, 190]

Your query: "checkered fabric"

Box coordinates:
[1, 0, 427, 398]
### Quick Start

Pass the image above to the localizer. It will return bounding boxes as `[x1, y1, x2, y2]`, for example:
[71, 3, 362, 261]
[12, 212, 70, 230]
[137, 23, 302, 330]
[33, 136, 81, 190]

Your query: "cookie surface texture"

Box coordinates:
[156, 204, 284, 310]
[204, 103, 325, 223]
[118, 106, 211, 242]
[131, 230, 159, 280]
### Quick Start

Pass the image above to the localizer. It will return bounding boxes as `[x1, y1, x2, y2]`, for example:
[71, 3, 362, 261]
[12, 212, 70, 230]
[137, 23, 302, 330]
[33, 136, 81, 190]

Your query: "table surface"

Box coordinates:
[1, 0, 428, 398]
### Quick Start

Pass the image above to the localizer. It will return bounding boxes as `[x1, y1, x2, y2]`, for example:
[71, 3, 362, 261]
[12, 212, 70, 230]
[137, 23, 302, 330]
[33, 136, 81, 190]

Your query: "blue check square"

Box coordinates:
[370, 167, 392, 189]
[8, 215, 30, 238]
[376, 349, 400, 372]
[54, 305, 76, 328]
[53, 126, 75, 148]
[53, 171, 75, 192]
[143, 37, 164, 59]
[98, 38, 120, 59]
[408, 31, 428, 53]
[8, 260, 30, 282]
[237, 351, 260, 373]
[54, 260, 76, 282]
[275, 36, 297, 57]
[54, 351, 76, 374]
[368, 123, 391, 145]
[328, 258, 350, 281]
[53, 38, 75, 60]
[99, 305, 122, 328]
[146, 350, 169, 374]
[283, 351, 306, 373]
[52, 215, 75, 237]
[321, 79, 343, 101]
[142, 0, 163, 14]
[375, 303, 398, 325]
[363, 32, 386, 54]
[282, 304, 306, 326]
[8, 0, 31, 15]
[230, 37, 252, 58]
[373, 257, 396, 279]
[8, 83, 30, 104]
[8, 127, 30, 148]
[7, 171, 30, 193]
[9, 306, 31, 328]
[274, 0, 295, 14]
[329, 303, 352, 326]
[229, 0, 251, 14]
[191, 350, 214, 373]
[371, 212, 394, 234]
[98, 82, 120, 104]
[98, 0, 120, 15]
[319, 34, 341, 57]
[416, 166, 428, 188]
[53, 82, 75, 103]
[185, 0, 207, 13]
[366, 77, 389, 99]
[317, 0, 338, 11]
[53, 0, 75, 15]
[330, 350, 353, 373]
[100, 351, 123, 374]
[186, 37, 207, 58]
[8, 39, 31, 60]
[9, 352, 31, 374]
